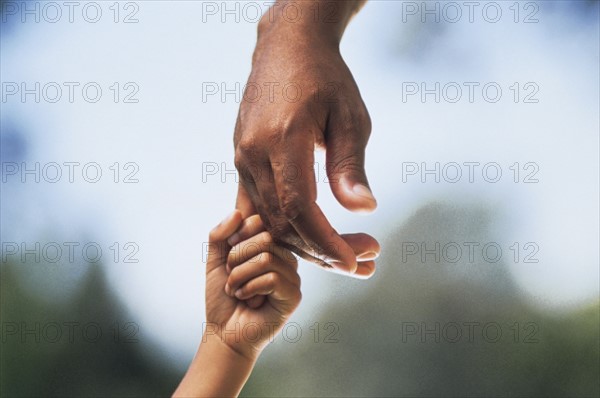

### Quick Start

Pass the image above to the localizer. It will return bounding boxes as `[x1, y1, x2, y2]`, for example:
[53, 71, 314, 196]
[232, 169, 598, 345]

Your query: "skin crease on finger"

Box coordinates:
[232, 1, 378, 278]
[227, 215, 264, 247]
[271, 130, 365, 271]
[235, 176, 380, 277]
[228, 246, 299, 310]
[235, 111, 378, 274]
[175, 4, 375, 397]
[227, 206, 379, 280]
[234, 178, 380, 277]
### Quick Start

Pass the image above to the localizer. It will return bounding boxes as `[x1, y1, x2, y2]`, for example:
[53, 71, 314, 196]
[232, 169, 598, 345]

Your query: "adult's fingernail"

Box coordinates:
[331, 260, 358, 274]
[224, 284, 232, 296]
[357, 251, 378, 261]
[227, 232, 241, 247]
[234, 289, 243, 299]
[352, 183, 377, 204]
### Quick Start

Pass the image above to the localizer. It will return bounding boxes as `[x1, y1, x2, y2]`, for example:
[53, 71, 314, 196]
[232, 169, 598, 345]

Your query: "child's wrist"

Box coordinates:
[201, 330, 262, 364]
[178, 332, 259, 397]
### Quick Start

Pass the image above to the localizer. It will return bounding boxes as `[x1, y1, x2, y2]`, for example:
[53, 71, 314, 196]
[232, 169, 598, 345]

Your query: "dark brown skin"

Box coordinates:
[233, 0, 380, 278]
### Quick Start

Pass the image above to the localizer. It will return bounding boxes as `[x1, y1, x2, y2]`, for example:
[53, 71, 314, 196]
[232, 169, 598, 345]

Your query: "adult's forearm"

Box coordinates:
[257, 0, 367, 47]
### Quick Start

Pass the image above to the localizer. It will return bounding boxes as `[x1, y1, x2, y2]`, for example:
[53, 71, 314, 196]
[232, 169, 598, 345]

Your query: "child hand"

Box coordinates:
[204, 210, 302, 360]
[175, 209, 377, 397]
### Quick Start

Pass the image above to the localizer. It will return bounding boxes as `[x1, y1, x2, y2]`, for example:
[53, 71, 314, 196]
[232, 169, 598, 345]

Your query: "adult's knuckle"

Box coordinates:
[356, 106, 372, 135]
[233, 150, 245, 172]
[280, 194, 305, 222]
[337, 105, 371, 140]
[330, 153, 364, 174]
[235, 133, 260, 158]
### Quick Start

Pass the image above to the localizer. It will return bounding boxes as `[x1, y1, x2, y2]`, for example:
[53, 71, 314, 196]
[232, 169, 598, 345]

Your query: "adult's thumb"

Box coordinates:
[326, 133, 377, 213]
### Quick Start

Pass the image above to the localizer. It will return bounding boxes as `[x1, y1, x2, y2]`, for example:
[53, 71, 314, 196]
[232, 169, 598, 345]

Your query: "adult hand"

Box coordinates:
[233, 0, 379, 277]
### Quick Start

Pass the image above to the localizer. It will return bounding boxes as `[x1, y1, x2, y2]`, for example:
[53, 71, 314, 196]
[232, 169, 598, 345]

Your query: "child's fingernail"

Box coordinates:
[357, 251, 378, 261]
[224, 284, 231, 296]
[234, 289, 243, 299]
[227, 233, 241, 247]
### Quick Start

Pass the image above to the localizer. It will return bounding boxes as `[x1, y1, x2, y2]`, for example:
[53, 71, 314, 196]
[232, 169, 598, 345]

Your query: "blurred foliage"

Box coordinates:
[0, 263, 180, 397]
[1, 204, 598, 397]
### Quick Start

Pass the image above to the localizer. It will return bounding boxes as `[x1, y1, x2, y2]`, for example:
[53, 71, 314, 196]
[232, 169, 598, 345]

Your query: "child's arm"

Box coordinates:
[173, 210, 301, 398]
